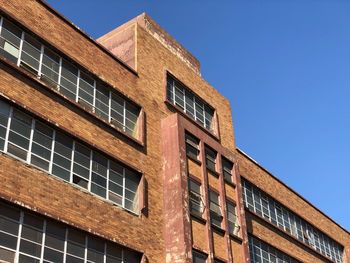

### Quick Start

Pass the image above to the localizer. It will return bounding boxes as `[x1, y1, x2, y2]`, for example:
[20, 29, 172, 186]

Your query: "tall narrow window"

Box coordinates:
[0, 18, 21, 63]
[30, 121, 53, 171]
[0, 100, 10, 151]
[185, 133, 200, 160]
[188, 178, 203, 217]
[60, 59, 78, 100]
[41, 47, 60, 87]
[20, 33, 41, 74]
[95, 82, 109, 121]
[222, 157, 233, 183]
[227, 201, 239, 236]
[78, 71, 95, 110]
[91, 152, 108, 198]
[205, 146, 217, 172]
[52, 131, 73, 181]
[7, 109, 32, 160]
[209, 190, 222, 228]
[72, 142, 90, 189]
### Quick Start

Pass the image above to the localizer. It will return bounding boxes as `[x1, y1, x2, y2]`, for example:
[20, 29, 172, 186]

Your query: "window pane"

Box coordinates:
[0, 18, 22, 63]
[21, 33, 41, 74]
[185, 133, 199, 160]
[188, 179, 202, 216]
[52, 131, 73, 181]
[0, 100, 10, 151]
[95, 83, 109, 121]
[73, 143, 91, 180]
[60, 59, 78, 100]
[78, 71, 94, 109]
[222, 157, 233, 183]
[41, 47, 59, 87]
[193, 250, 207, 263]
[205, 147, 216, 172]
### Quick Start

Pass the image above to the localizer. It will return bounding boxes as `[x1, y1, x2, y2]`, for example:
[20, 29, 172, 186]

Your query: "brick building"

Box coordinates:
[0, 1, 348, 263]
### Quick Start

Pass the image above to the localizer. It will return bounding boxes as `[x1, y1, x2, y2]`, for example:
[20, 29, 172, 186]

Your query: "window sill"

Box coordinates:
[165, 100, 220, 141]
[190, 212, 207, 224]
[224, 179, 236, 188]
[229, 232, 243, 243]
[187, 155, 202, 165]
[0, 57, 145, 148]
[211, 224, 225, 235]
[207, 168, 220, 177]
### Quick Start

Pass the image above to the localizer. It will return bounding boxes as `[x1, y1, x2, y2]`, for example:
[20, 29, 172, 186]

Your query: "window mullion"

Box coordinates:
[123, 99, 126, 131]
[38, 44, 44, 77]
[84, 235, 88, 263]
[103, 242, 107, 263]
[49, 130, 56, 174]
[76, 69, 81, 103]
[40, 219, 47, 263]
[88, 150, 93, 192]
[27, 118, 35, 164]
[63, 228, 68, 263]
[122, 167, 126, 209]
[0, 17, 3, 35]
[106, 160, 110, 200]
[14, 210, 24, 263]
[92, 80, 96, 112]
[70, 141, 75, 183]
[58, 57, 62, 91]
[17, 31, 24, 67]
[108, 91, 112, 123]
[172, 80, 175, 104]
[3, 106, 13, 153]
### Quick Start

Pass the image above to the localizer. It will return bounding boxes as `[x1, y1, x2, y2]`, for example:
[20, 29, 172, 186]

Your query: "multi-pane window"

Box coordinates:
[222, 157, 233, 183]
[167, 74, 215, 132]
[185, 133, 200, 160]
[227, 201, 239, 236]
[0, 16, 141, 138]
[192, 250, 207, 263]
[209, 190, 223, 228]
[243, 179, 344, 263]
[188, 179, 204, 217]
[205, 146, 217, 172]
[0, 200, 142, 263]
[0, 99, 141, 214]
[249, 235, 300, 263]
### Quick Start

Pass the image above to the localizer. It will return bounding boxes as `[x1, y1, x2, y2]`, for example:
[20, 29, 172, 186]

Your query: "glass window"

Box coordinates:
[60, 59, 78, 100]
[185, 133, 200, 160]
[209, 190, 222, 228]
[222, 157, 233, 183]
[73, 143, 90, 189]
[193, 250, 207, 263]
[7, 109, 32, 160]
[78, 71, 95, 110]
[52, 131, 73, 181]
[95, 82, 109, 121]
[166, 74, 215, 133]
[91, 151, 107, 198]
[41, 47, 60, 87]
[205, 146, 217, 172]
[0, 100, 10, 151]
[31, 121, 53, 171]
[188, 179, 203, 217]
[20, 33, 41, 74]
[0, 18, 22, 63]
[227, 201, 239, 236]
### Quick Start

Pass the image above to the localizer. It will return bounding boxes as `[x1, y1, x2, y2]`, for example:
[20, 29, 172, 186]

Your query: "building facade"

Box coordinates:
[0, 1, 348, 263]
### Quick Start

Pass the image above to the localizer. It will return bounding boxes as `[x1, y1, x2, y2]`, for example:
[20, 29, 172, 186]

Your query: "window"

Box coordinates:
[167, 74, 215, 133]
[192, 250, 207, 263]
[0, 200, 142, 263]
[227, 201, 239, 236]
[188, 179, 203, 217]
[185, 133, 200, 160]
[0, 16, 142, 140]
[0, 99, 142, 214]
[249, 235, 300, 263]
[0, 18, 21, 63]
[222, 157, 233, 183]
[209, 190, 222, 228]
[242, 179, 344, 263]
[205, 146, 217, 172]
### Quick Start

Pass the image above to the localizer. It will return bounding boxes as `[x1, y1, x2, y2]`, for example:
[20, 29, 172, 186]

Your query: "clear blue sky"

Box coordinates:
[46, 0, 350, 231]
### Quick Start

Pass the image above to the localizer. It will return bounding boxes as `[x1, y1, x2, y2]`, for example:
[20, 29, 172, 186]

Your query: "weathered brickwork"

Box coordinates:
[0, 1, 348, 263]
